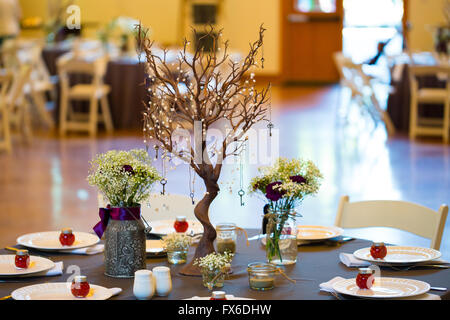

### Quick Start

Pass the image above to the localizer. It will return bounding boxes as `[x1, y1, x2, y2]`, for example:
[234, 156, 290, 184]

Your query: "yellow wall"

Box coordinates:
[408, 0, 447, 51]
[18, 0, 279, 75]
[18, 0, 445, 76]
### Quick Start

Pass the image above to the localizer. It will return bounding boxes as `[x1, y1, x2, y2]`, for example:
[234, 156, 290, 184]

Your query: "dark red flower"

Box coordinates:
[122, 165, 135, 175]
[265, 182, 286, 202]
[290, 175, 307, 184]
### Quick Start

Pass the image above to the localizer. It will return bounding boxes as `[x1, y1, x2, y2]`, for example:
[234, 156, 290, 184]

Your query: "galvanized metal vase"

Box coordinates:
[104, 208, 146, 278]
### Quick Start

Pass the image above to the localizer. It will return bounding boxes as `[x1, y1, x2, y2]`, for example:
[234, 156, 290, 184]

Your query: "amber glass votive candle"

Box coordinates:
[247, 262, 277, 291]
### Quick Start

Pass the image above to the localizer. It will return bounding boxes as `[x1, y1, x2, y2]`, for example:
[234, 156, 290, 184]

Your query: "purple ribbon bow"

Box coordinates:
[93, 207, 141, 238]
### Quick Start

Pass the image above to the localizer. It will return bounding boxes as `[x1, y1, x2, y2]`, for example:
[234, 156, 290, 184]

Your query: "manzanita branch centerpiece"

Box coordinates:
[139, 24, 270, 276]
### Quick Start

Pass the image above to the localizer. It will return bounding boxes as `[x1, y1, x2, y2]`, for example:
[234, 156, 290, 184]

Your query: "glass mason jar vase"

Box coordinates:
[201, 268, 226, 290]
[166, 248, 188, 265]
[265, 207, 298, 265]
[216, 223, 237, 254]
[247, 262, 278, 291]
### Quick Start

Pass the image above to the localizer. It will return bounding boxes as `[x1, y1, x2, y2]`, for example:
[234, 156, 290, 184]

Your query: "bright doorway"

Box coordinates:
[343, 0, 405, 79]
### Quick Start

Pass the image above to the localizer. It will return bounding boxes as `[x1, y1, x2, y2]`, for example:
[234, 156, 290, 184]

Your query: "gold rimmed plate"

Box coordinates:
[297, 225, 344, 241]
[17, 231, 100, 252]
[353, 246, 441, 265]
[12, 283, 120, 300]
[149, 220, 203, 236]
[0, 255, 55, 277]
[332, 277, 430, 299]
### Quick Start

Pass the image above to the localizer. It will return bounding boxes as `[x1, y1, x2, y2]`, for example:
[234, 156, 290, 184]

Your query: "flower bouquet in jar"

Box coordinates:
[194, 252, 234, 290]
[250, 158, 323, 265]
[87, 149, 161, 278]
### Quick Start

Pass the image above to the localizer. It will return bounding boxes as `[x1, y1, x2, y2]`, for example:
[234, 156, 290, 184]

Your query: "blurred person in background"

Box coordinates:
[0, 0, 22, 47]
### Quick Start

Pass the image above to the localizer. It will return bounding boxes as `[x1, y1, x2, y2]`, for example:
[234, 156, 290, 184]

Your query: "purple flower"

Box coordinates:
[122, 165, 135, 175]
[265, 182, 286, 202]
[290, 175, 307, 184]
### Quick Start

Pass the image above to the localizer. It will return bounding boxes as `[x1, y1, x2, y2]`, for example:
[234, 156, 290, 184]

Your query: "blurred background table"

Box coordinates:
[42, 44, 147, 130]
[387, 53, 447, 133]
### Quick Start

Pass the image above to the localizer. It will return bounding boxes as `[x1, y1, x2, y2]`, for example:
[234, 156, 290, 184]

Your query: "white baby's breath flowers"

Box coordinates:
[87, 149, 161, 208]
[194, 252, 234, 272]
[249, 157, 323, 209]
[162, 233, 192, 251]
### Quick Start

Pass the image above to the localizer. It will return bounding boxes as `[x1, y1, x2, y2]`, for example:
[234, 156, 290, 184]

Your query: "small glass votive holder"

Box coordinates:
[167, 249, 188, 265]
[247, 262, 277, 291]
[216, 223, 237, 254]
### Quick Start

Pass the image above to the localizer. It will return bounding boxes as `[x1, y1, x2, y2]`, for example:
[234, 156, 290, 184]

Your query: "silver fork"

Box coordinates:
[387, 264, 450, 271]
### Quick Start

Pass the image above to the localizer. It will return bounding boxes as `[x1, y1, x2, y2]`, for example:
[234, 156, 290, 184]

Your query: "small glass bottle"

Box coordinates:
[15, 250, 30, 269]
[356, 268, 375, 289]
[174, 216, 189, 233]
[216, 223, 237, 254]
[370, 242, 387, 259]
[210, 291, 227, 300]
[247, 262, 277, 291]
[60, 228, 75, 246]
[71, 275, 90, 298]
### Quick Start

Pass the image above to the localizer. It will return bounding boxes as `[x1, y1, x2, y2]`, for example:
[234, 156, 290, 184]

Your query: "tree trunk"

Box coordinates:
[179, 176, 219, 276]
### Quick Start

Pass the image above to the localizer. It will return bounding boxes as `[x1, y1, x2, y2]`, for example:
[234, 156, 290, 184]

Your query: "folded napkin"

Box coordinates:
[320, 276, 441, 300]
[339, 253, 371, 268]
[109, 288, 123, 297]
[60, 244, 104, 255]
[18, 261, 64, 278]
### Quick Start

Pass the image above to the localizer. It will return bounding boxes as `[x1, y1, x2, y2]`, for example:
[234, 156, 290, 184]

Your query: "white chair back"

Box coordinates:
[57, 52, 109, 92]
[16, 42, 52, 85]
[409, 65, 450, 93]
[335, 195, 448, 250]
[98, 193, 198, 222]
[143, 193, 198, 222]
[5, 65, 32, 108]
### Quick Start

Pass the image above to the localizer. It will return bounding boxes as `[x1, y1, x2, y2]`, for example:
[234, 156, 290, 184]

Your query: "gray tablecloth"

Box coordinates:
[1, 231, 449, 300]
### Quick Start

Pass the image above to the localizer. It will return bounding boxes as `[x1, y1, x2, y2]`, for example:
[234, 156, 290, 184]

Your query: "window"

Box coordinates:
[296, 0, 337, 13]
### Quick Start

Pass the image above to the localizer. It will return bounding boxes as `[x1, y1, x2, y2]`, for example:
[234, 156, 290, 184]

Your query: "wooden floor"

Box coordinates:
[1, 85, 449, 259]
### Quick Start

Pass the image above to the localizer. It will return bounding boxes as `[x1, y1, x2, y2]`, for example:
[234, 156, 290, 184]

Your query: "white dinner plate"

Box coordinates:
[150, 220, 203, 236]
[12, 283, 118, 300]
[17, 231, 100, 251]
[353, 246, 441, 265]
[297, 225, 344, 241]
[0, 255, 55, 277]
[146, 240, 165, 254]
[332, 277, 430, 299]
[184, 295, 255, 300]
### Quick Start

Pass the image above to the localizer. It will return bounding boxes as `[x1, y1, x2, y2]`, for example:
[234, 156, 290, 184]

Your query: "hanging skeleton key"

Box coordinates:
[160, 178, 167, 195]
[238, 189, 245, 206]
[190, 192, 195, 205]
[267, 122, 274, 137]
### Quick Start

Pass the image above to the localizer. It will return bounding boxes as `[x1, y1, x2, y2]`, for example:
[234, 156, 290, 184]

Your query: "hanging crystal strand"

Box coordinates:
[267, 83, 274, 137]
[154, 145, 160, 160]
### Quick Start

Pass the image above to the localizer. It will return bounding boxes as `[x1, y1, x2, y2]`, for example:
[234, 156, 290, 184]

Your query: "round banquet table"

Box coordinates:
[387, 63, 446, 133]
[1, 230, 449, 300]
